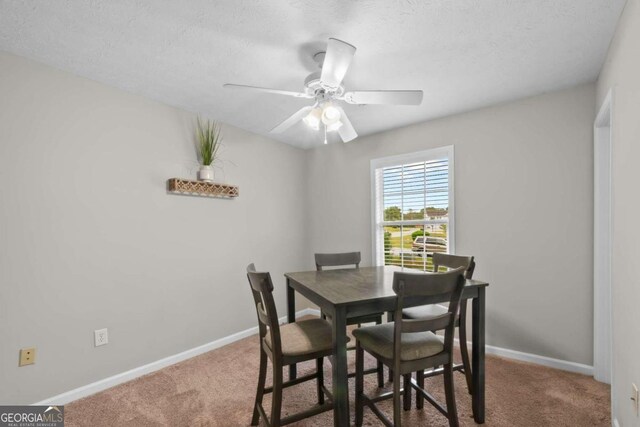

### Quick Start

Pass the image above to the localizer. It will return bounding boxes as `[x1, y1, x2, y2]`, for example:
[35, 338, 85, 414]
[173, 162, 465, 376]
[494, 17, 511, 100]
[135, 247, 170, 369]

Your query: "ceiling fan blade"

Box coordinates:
[270, 106, 313, 133]
[343, 90, 423, 105]
[223, 84, 312, 99]
[320, 38, 356, 90]
[335, 107, 358, 142]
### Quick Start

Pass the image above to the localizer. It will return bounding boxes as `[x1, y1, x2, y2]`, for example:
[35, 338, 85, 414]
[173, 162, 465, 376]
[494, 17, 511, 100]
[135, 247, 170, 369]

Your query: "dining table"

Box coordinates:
[285, 265, 489, 426]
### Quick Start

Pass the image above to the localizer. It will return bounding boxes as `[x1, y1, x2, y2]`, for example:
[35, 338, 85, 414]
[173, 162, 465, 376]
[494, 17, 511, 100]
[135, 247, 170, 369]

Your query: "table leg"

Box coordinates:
[331, 306, 350, 426]
[286, 278, 297, 381]
[472, 287, 486, 423]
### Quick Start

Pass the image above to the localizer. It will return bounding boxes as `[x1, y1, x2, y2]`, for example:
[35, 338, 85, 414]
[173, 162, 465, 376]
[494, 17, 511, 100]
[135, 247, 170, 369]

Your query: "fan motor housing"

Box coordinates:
[304, 71, 344, 98]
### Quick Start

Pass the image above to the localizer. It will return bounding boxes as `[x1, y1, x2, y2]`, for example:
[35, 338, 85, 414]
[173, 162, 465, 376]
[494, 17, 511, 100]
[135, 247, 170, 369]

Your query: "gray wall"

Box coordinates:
[597, 0, 640, 424]
[306, 84, 596, 365]
[0, 52, 310, 404]
[0, 48, 601, 406]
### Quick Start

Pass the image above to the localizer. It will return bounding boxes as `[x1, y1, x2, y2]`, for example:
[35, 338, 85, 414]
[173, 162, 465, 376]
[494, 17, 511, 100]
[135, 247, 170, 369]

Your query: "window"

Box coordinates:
[371, 146, 454, 271]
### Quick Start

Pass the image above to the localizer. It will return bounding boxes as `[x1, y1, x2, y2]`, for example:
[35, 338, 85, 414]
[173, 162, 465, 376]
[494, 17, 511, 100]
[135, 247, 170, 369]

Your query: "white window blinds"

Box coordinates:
[371, 147, 454, 271]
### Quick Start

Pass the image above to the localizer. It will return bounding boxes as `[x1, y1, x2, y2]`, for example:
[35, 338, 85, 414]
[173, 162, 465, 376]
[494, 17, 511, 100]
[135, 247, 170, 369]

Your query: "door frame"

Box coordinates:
[593, 88, 613, 385]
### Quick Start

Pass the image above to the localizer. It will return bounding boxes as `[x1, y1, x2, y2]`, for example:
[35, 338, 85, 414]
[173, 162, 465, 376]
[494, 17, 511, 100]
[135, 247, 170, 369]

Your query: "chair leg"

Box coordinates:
[251, 348, 268, 426]
[316, 357, 325, 405]
[443, 363, 459, 427]
[375, 317, 384, 388]
[271, 362, 283, 427]
[403, 374, 412, 411]
[416, 370, 425, 409]
[393, 368, 402, 427]
[458, 307, 473, 394]
[355, 343, 365, 427]
[388, 312, 395, 383]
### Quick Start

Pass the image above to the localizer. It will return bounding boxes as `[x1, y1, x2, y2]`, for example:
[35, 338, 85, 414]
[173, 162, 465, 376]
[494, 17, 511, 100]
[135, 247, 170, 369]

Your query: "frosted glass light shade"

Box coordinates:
[321, 104, 341, 125]
[326, 121, 343, 132]
[303, 108, 322, 130]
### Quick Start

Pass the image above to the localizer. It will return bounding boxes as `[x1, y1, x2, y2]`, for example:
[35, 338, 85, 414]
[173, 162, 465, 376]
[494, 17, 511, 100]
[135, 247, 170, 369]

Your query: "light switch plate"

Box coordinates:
[19, 348, 36, 366]
[94, 328, 108, 347]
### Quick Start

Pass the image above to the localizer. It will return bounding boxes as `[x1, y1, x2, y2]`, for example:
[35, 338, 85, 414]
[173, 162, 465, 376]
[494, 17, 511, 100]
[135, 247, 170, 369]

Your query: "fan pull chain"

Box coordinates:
[324, 124, 328, 144]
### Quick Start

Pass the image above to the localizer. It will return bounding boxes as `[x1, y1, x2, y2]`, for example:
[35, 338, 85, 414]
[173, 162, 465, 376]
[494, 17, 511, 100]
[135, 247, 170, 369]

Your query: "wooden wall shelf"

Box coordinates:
[167, 178, 239, 199]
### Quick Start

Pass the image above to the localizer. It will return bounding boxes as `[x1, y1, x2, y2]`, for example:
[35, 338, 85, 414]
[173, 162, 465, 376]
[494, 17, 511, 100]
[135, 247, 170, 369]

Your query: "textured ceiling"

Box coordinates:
[0, 0, 626, 149]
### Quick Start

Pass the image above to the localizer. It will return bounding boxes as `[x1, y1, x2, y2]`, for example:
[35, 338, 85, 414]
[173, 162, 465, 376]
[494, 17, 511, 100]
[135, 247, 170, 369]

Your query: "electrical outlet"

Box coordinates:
[632, 383, 639, 417]
[19, 348, 36, 366]
[94, 328, 108, 347]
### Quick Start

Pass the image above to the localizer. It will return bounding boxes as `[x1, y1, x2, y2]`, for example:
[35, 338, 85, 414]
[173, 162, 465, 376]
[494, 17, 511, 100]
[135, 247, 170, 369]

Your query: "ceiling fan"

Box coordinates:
[224, 38, 423, 144]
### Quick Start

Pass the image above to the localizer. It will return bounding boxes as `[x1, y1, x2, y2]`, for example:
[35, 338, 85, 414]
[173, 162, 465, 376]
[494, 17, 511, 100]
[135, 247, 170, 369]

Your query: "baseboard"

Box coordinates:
[452, 338, 593, 376]
[484, 344, 593, 375]
[34, 308, 318, 406]
[36, 307, 594, 405]
[312, 308, 592, 375]
[314, 307, 592, 375]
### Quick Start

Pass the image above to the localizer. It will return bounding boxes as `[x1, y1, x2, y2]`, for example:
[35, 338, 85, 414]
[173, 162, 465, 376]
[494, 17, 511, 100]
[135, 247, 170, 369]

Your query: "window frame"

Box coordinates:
[370, 146, 455, 267]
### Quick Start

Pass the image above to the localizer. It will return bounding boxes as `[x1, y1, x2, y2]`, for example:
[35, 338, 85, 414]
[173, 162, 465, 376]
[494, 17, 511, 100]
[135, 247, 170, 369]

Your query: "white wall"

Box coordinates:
[0, 51, 309, 404]
[306, 84, 596, 366]
[597, 0, 640, 424]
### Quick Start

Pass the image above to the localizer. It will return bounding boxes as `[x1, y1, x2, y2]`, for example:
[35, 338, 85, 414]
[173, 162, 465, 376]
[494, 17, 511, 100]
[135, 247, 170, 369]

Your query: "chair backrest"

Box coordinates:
[392, 267, 466, 360]
[432, 253, 475, 279]
[246, 264, 282, 353]
[315, 252, 361, 271]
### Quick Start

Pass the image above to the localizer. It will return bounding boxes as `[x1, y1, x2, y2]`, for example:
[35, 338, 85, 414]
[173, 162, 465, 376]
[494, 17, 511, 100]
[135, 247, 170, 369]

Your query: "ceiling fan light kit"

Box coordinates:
[326, 120, 343, 132]
[224, 38, 423, 145]
[303, 107, 322, 130]
[321, 103, 341, 125]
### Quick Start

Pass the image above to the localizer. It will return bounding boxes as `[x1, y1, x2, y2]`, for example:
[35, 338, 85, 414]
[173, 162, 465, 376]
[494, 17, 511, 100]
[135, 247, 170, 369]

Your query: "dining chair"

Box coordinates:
[315, 252, 384, 387]
[401, 253, 476, 394]
[353, 267, 467, 427]
[246, 264, 338, 426]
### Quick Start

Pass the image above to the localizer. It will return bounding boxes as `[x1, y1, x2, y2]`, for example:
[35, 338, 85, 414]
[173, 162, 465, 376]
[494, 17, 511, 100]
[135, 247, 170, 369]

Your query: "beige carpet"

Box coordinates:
[66, 328, 610, 427]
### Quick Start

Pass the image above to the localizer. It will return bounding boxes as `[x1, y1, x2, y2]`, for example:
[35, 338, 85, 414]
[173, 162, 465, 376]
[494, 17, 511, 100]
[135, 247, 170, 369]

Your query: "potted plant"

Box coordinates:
[196, 117, 222, 182]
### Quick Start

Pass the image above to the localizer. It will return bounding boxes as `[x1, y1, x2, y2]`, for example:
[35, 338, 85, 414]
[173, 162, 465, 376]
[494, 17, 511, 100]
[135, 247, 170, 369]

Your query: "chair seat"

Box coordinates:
[264, 318, 339, 357]
[353, 323, 444, 361]
[348, 312, 384, 325]
[324, 313, 384, 350]
[402, 303, 448, 320]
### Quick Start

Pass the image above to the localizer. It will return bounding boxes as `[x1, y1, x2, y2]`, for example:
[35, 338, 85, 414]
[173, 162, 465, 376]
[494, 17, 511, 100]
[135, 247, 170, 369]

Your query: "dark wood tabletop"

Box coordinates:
[285, 266, 488, 306]
[285, 265, 489, 426]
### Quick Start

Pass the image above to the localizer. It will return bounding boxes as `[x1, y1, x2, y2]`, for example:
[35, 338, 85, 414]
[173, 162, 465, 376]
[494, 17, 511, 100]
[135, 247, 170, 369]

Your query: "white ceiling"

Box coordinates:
[0, 0, 626, 149]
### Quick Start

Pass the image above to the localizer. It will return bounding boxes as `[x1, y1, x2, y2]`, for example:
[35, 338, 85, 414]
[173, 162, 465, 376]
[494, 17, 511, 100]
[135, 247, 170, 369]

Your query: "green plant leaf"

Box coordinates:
[197, 117, 223, 166]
